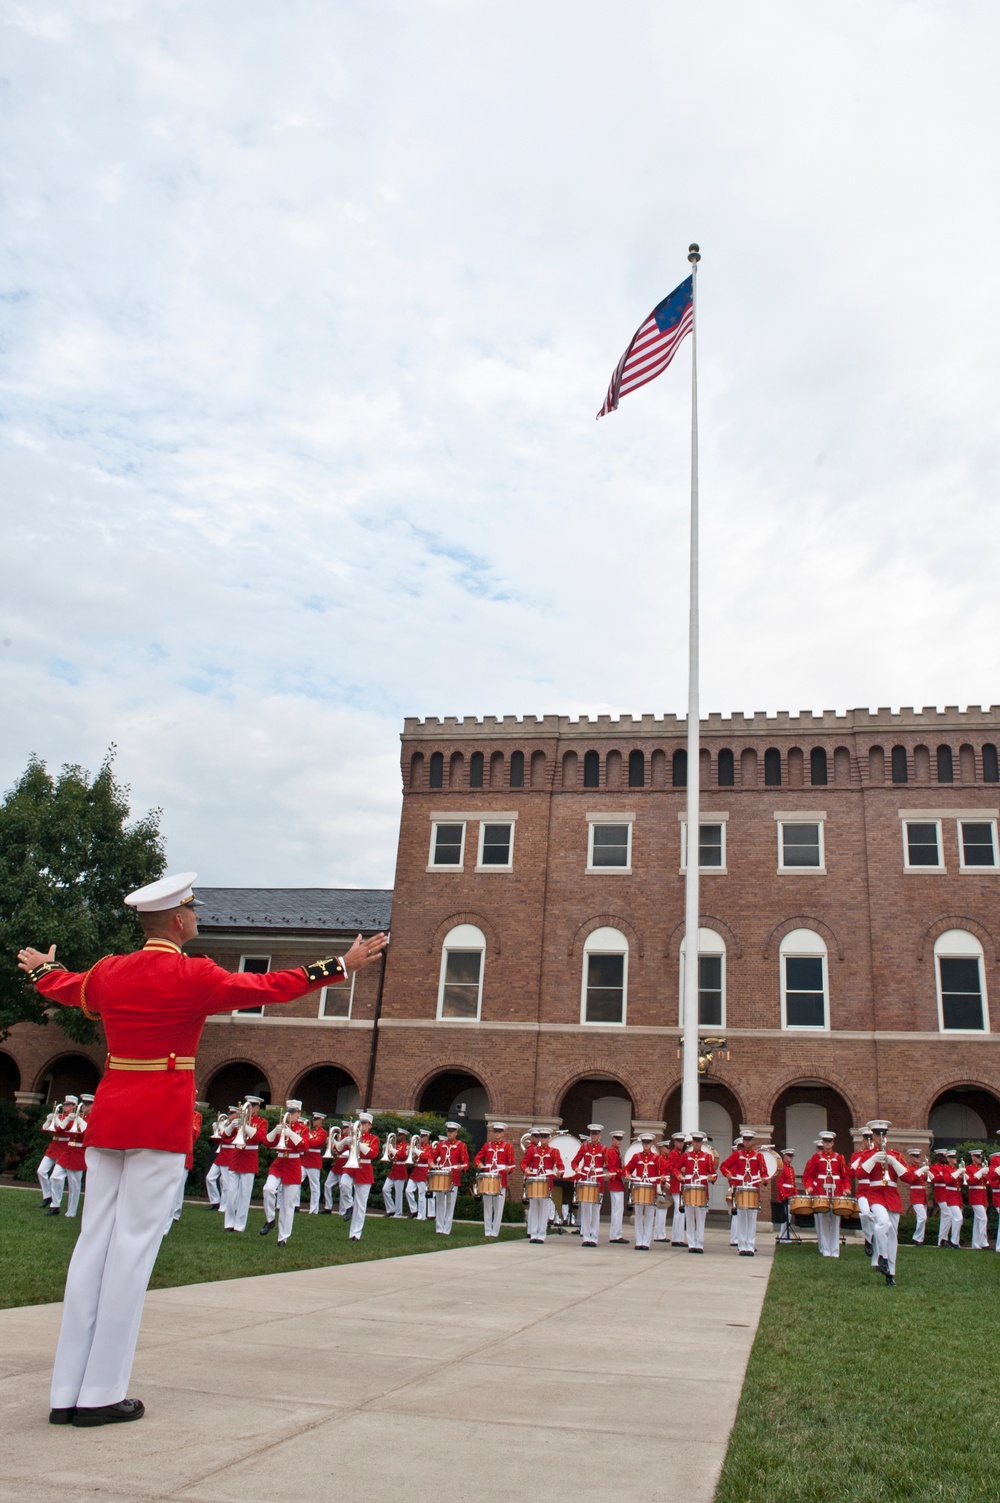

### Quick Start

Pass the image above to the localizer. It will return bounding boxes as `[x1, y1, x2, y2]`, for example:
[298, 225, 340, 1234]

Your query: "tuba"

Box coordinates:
[380, 1132, 398, 1163]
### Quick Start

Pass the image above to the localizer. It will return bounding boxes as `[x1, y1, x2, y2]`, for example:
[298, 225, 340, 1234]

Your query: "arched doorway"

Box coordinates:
[557, 1076, 634, 1143]
[418, 1070, 489, 1149]
[0, 1051, 20, 1102]
[771, 1083, 853, 1162]
[929, 1086, 1000, 1147]
[291, 1066, 360, 1117]
[662, 1082, 741, 1211]
[203, 1061, 272, 1111]
[36, 1054, 101, 1104]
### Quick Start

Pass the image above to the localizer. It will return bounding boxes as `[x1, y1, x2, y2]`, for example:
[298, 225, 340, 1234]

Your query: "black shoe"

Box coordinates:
[609, 1237, 628, 1244]
[318, 1208, 333, 1215]
[877, 1255, 889, 1275]
[223, 1226, 234, 1232]
[689, 1247, 704, 1254]
[48, 1407, 75, 1425]
[259, 1221, 275, 1236]
[72, 1399, 145, 1427]
[44, 1207, 61, 1216]
[39, 1199, 51, 1210]
[671, 1241, 686, 1247]
[277, 1239, 287, 1247]
[885, 1274, 896, 1287]
[864, 1240, 873, 1257]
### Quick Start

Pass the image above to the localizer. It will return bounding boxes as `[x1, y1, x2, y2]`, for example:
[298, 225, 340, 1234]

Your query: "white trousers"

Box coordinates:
[217, 1166, 233, 1214]
[937, 1203, 962, 1246]
[685, 1204, 708, 1250]
[263, 1175, 300, 1241]
[577, 1200, 600, 1244]
[302, 1165, 320, 1213]
[857, 1194, 873, 1246]
[205, 1159, 223, 1206]
[971, 1204, 988, 1249]
[526, 1197, 551, 1240]
[406, 1178, 428, 1218]
[38, 1153, 58, 1201]
[912, 1203, 927, 1243]
[349, 1181, 371, 1239]
[483, 1191, 506, 1237]
[815, 1212, 841, 1257]
[49, 1165, 83, 1218]
[633, 1204, 654, 1248]
[383, 1178, 405, 1215]
[163, 1169, 188, 1234]
[870, 1204, 899, 1273]
[339, 1172, 355, 1216]
[435, 1186, 457, 1235]
[323, 1169, 337, 1209]
[729, 1207, 739, 1245]
[735, 1207, 758, 1253]
[51, 1146, 185, 1410]
[671, 1193, 686, 1244]
[609, 1190, 625, 1240]
[653, 1204, 669, 1241]
[225, 1170, 255, 1232]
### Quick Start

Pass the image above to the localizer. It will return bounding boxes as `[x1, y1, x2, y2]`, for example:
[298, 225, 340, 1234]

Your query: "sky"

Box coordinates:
[2, 0, 1000, 890]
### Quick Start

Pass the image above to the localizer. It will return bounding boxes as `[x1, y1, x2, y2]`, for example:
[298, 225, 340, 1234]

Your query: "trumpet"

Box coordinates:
[233, 1101, 252, 1151]
[405, 1135, 423, 1166]
[212, 1110, 231, 1138]
[380, 1132, 398, 1163]
[42, 1102, 63, 1133]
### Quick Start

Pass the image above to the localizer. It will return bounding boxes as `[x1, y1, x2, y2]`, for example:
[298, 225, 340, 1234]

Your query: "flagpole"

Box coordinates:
[680, 242, 701, 1135]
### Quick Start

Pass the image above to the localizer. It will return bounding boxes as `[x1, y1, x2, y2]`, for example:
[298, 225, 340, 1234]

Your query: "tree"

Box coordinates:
[0, 749, 165, 1042]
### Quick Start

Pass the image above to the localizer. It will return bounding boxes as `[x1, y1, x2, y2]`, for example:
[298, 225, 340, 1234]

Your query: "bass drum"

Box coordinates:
[549, 1132, 582, 1178]
[761, 1148, 779, 1179]
[622, 1140, 644, 1170]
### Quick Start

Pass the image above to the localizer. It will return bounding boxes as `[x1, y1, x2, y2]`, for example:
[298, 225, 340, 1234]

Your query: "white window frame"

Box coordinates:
[586, 812, 635, 874]
[318, 971, 356, 1020]
[233, 954, 271, 1017]
[679, 813, 729, 874]
[779, 929, 829, 1032]
[580, 926, 629, 1026]
[678, 928, 727, 1030]
[476, 819, 515, 872]
[957, 818, 999, 873]
[934, 929, 989, 1034]
[775, 812, 826, 874]
[428, 820, 467, 872]
[902, 818, 944, 873]
[437, 923, 486, 1022]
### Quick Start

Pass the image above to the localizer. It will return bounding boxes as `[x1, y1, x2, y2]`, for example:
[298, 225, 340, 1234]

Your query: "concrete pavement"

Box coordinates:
[0, 1228, 772, 1503]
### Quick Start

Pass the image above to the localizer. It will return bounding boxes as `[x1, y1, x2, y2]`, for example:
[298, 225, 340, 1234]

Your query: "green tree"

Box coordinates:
[0, 749, 165, 1042]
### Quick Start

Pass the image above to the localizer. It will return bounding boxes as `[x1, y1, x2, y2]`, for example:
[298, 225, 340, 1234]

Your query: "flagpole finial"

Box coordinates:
[688, 243, 701, 263]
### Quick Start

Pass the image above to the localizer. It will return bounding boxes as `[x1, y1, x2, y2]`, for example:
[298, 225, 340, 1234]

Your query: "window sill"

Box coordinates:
[958, 867, 998, 875]
[939, 1027, 990, 1036]
[426, 864, 465, 873]
[586, 866, 632, 875]
[777, 867, 827, 876]
[782, 1024, 830, 1033]
[436, 1014, 483, 1023]
[474, 864, 513, 873]
[679, 867, 728, 876]
[581, 1019, 626, 1027]
[903, 866, 946, 875]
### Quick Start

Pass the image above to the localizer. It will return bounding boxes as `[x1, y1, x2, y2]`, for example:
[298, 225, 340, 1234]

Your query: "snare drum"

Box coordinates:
[735, 1186, 760, 1211]
[788, 1194, 814, 1216]
[809, 1194, 832, 1214]
[427, 1169, 454, 1195]
[575, 1180, 602, 1204]
[524, 1175, 550, 1200]
[684, 1185, 709, 1208]
[477, 1173, 503, 1197]
[832, 1195, 857, 1216]
[630, 1183, 656, 1206]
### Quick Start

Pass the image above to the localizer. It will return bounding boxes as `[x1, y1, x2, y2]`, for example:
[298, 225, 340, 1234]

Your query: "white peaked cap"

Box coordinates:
[490, 1122, 507, 1130]
[587, 1123, 604, 1132]
[444, 1120, 460, 1129]
[79, 1094, 95, 1103]
[285, 1099, 302, 1110]
[639, 1132, 655, 1142]
[125, 871, 202, 912]
[820, 1131, 836, 1140]
[63, 1095, 79, 1104]
[358, 1111, 373, 1122]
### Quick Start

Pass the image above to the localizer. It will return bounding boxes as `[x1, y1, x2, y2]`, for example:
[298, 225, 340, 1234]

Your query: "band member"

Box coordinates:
[965, 1149, 989, 1249]
[346, 1112, 380, 1240]
[382, 1129, 411, 1216]
[772, 1149, 797, 1243]
[336, 1123, 356, 1219]
[627, 1133, 665, 1250]
[680, 1131, 717, 1253]
[850, 1127, 876, 1255]
[17, 869, 387, 1427]
[300, 1112, 326, 1214]
[262, 1100, 305, 1245]
[406, 1128, 433, 1219]
[803, 1131, 848, 1259]
[571, 1124, 609, 1248]
[861, 1120, 906, 1285]
[605, 1130, 628, 1244]
[519, 1128, 560, 1244]
[651, 1138, 673, 1243]
[214, 1108, 239, 1220]
[320, 1123, 343, 1213]
[664, 1131, 688, 1246]
[475, 1122, 516, 1237]
[720, 1130, 770, 1256]
[432, 1121, 469, 1235]
[204, 1111, 228, 1209]
[901, 1147, 930, 1245]
[224, 1097, 267, 1232]
[989, 1137, 1000, 1252]
[38, 1097, 72, 1209]
[47, 1097, 92, 1219]
[930, 1148, 963, 1247]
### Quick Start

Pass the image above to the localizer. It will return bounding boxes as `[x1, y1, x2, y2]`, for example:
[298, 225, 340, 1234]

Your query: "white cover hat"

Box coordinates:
[586, 1122, 604, 1132]
[125, 871, 202, 912]
[285, 1099, 302, 1110]
[490, 1121, 507, 1130]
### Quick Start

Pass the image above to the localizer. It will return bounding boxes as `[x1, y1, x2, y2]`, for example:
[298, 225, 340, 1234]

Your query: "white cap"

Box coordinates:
[63, 1095, 79, 1105]
[781, 1148, 795, 1156]
[444, 1120, 460, 1129]
[867, 1119, 890, 1132]
[358, 1111, 373, 1123]
[311, 1111, 325, 1119]
[610, 1130, 624, 1138]
[490, 1121, 507, 1130]
[907, 1147, 921, 1156]
[285, 1099, 302, 1111]
[820, 1131, 836, 1141]
[586, 1123, 603, 1132]
[691, 1130, 705, 1140]
[245, 1096, 262, 1106]
[124, 870, 202, 912]
[740, 1129, 757, 1139]
[639, 1132, 655, 1142]
[672, 1131, 686, 1141]
[397, 1128, 411, 1137]
[79, 1094, 95, 1104]
[419, 1127, 431, 1136]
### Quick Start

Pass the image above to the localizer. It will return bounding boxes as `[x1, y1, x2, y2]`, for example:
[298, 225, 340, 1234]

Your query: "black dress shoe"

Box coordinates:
[48, 1407, 75, 1425]
[877, 1255, 889, 1275]
[39, 1199, 51, 1210]
[72, 1399, 145, 1427]
[864, 1240, 873, 1257]
[44, 1207, 61, 1216]
[884, 1274, 897, 1287]
[259, 1221, 275, 1236]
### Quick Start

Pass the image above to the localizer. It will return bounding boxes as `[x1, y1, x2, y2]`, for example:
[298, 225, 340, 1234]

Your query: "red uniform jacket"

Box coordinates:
[388, 1142, 411, 1182]
[300, 1125, 326, 1171]
[680, 1150, 717, 1187]
[861, 1149, 906, 1213]
[433, 1138, 470, 1188]
[185, 1110, 202, 1172]
[850, 1148, 874, 1204]
[49, 1110, 78, 1168]
[605, 1145, 626, 1194]
[351, 1131, 379, 1185]
[35, 941, 345, 1154]
[519, 1146, 560, 1186]
[930, 1163, 962, 1207]
[628, 1150, 667, 1185]
[774, 1163, 797, 1202]
[663, 1147, 686, 1195]
[803, 1152, 849, 1197]
[266, 1119, 305, 1184]
[719, 1149, 769, 1186]
[474, 1140, 516, 1189]
[571, 1143, 609, 1183]
[988, 1153, 1000, 1208]
[901, 1164, 929, 1207]
[965, 1164, 989, 1207]
[229, 1113, 269, 1175]
[59, 1112, 90, 1173]
[409, 1145, 432, 1183]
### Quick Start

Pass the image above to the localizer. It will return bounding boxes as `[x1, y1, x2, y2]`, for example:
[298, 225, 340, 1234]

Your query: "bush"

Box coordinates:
[12, 1105, 49, 1182]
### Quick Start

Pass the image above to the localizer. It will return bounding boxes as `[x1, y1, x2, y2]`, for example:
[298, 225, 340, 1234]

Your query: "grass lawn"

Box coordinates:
[715, 1242, 1000, 1503]
[0, 1185, 522, 1310]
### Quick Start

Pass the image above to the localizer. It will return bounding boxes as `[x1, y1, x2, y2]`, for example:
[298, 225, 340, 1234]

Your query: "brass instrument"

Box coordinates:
[212, 1109, 231, 1138]
[68, 1103, 89, 1136]
[233, 1101, 253, 1151]
[520, 1132, 534, 1152]
[380, 1132, 398, 1163]
[405, 1135, 423, 1166]
[42, 1102, 63, 1133]
[323, 1123, 341, 1159]
[341, 1119, 362, 1171]
[268, 1109, 298, 1151]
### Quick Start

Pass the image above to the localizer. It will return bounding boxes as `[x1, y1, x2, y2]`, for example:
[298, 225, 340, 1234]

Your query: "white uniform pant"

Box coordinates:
[349, 1181, 371, 1239]
[38, 1153, 58, 1201]
[735, 1207, 758, 1253]
[633, 1203, 654, 1248]
[303, 1165, 320, 1213]
[51, 1146, 185, 1410]
[339, 1172, 355, 1216]
[225, 1170, 255, 1232]
[685, 1204, 708, 1250]
[205, 1159, 223, 1207]
[162, 1169, 188, 1234]
[323, 1168, 338, 1209]
[971, 1203, 988, 1249]
[49, 1165, 83, 1218]
[729, 1206, 739, 1245]
[217, 1166, 233, 1215]
[857, 1194, 873, 1247]
[609, 1190, 625, 1240]
[263, 1175, 300, 1241]
[937, 1202, 962, 1246]
[653, 1203, 669, 1241]
[912, 1203, 927, 1243]
[870, 1204, 898, 1273]
[526, 1196, 551, 1240]
[483, 1190, 505, 1237]
[435, 1186, 457, 1235]
[406, 1178, 427, 1218]
[577, 1199, 600, 1244]
[383, 1178, 405, 1216]
[671, 1193, 686, 1244]
[815, 1211, 841, 1257]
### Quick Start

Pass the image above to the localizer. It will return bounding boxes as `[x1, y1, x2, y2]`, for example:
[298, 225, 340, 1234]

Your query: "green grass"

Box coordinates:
[714, 1242, 1000, 1503]
[0, 1186, 522, 1310]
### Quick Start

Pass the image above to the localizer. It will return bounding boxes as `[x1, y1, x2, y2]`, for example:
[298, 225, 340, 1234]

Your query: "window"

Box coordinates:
[717, 749, 735, 787]
[234, 955, 270, 1016]
[680, 820, 727, 871]
[934, 930, 987, 1032]
[959, 820, 998, 870]
[937, 745, 954, 784]
[581, 927, 628, 1025]
[780, 929, 828, 1029]
[672, 749, 687, 787]
[628, 750, 645, 788]
[679, 927, 726, 1028]
[903, 820, 943, 871]
[764, 748, 782, 786]
[469, 752, 484, 788]
[984, 745, 999, 784]
[430, 821, 465, 868]
[509, 751, 525, 788]
[429, 752, 444, 789]
[319, 971, 356, 1019]
[587, 817, 633, 872]
[582, 750, 600, 788]
[891, 746, 908, 784]
[777, 818, 825, 872]
[477, 821, 514, 869]
[437, 924, 485, 1020]
[810, 748, 828, 786]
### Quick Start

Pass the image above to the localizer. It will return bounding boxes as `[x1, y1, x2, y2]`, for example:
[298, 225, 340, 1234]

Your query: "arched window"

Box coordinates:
[936, 745, 954, 784]
[891, 745, 908, 784]
[984, 744, 999, 784]
[628, 750, 645, 788]
[409, 752, 425, 789]
[810, 748, 828, 786]
[672, 749, 687, 787]
[448, 751, 464, 788]
[764, 748, 782, 786]
[678, 927, 726, 1028]
[509, 751, 525, 788]
[530, 750, 546, 788]
[583, 750, 600, 788]
[437, 924, 486, 1021]
[934, 930, 988, 1032]
[717, 749, 735, 787]
[779, 928, 828, 1030]
[562, 750, 578, 789]
[429, 752, 444, 789]
[581, 927, 628, 1025]
[469, 752, 484, 788]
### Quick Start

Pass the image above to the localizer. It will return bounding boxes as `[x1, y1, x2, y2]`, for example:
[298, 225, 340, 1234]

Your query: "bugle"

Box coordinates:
[380, 1132, 398, 1163]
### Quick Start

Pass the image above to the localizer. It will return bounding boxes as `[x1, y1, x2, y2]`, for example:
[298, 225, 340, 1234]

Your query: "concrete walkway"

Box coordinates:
[0, 1229, 771, 1503]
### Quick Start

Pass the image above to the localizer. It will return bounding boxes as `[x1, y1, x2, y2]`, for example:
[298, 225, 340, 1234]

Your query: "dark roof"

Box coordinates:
[194, 887, 391, 934]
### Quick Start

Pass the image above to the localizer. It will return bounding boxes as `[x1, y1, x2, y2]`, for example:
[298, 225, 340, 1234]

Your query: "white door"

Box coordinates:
[700, 1100, 734, 1210]
[592, 1095, 633, 1144]
[785, 1102, 827, 1174]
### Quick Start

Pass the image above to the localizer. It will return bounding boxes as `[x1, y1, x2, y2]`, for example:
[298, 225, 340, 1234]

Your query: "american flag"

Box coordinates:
[596, 275, 693, 419]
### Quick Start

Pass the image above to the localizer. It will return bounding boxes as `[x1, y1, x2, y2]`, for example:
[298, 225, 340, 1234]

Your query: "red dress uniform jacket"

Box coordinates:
[49, 1110, 77, 1168]
[266, 1120, 305, 1184]
[474, 1140, 516, 1189]
[571, 1143, 609, 1183]
[850, 1149, 873, 1203]
[185, 1110, 202, 1172]
[774, 1164, 797, 1202]
[409, 1145, 432, 1183]
[663, 1147, 685, 1194]
[988, 1153, 1000, 1208]
[229, 1114, 269, 1175]
[388, 1143, 411, 1182]
[680, 1151, 717, 1187]
[605, 1145, 626, 1194]
[861, 1149, 906, 1213]
[965, 1164, 989, 1207]
[930, 1163, 962, 1206]
[433, 1138, 470, 1188]
[300, 1125, 326, 1171]
[519, 1146, 560, 1186]
[901, 1164, 929, 1207]
[803, 1152, 849, 1197]
[351, 1131, 379, 1185]
[628, 1150, 667, 1185]
[719, 1149, 769, 1186]
[34, 940, 345, 1155]
[59, 1114, 89, 1174]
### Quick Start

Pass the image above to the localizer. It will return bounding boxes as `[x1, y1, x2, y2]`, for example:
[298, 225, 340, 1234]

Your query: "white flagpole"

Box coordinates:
[680, 243, 701, 1135]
